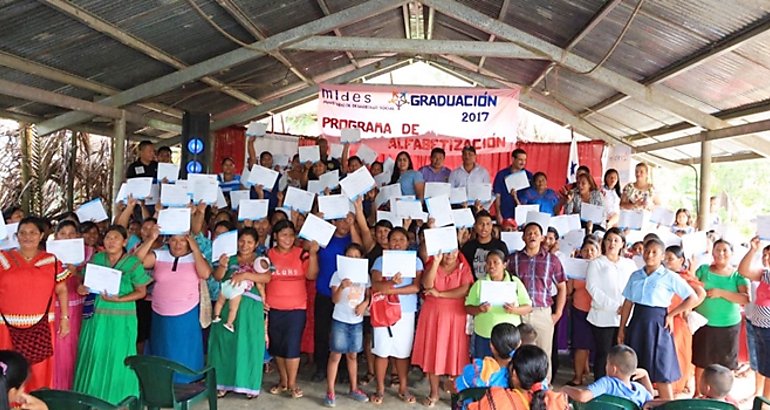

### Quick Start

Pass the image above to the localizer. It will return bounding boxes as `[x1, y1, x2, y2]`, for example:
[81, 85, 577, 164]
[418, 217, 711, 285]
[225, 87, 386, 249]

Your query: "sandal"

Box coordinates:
[360, 372, 375, 386]
[268, 384, 287, 395]
[246, 394, 258, 400]
[370, 392, 384, 405]
[291, 386, 304, 399]
[399, 392, 416, 404]
[421, 396, 439, 407]
[217, 390, 228, 398]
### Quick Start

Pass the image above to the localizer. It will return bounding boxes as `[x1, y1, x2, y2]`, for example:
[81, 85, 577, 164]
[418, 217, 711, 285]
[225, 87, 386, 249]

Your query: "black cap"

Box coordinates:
[462, 145, 476, 154]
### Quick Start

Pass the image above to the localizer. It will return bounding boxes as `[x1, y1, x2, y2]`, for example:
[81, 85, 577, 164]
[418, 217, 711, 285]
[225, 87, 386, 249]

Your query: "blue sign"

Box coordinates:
[186, 160, 203, 174]
[187, 138, 204, 155]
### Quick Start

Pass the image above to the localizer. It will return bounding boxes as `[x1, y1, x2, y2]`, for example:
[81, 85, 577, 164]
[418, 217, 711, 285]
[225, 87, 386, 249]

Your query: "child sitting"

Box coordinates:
[0, 350, 49, 410]
[213, 256, 269, 332]
[698, 364, 737, 405]
[456, 323, 520, 392]
[468, 345, 569, 410]
[517, 323, 538, 346]
[562, 344, 653, 408]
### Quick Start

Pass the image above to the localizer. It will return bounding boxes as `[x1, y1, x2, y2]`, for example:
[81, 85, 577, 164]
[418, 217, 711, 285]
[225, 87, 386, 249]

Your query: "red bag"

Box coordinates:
[369, 292, 401, 334]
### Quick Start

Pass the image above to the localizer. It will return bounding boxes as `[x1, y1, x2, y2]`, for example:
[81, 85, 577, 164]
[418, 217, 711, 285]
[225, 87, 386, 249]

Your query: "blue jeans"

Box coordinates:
[330, 319, 363, 354]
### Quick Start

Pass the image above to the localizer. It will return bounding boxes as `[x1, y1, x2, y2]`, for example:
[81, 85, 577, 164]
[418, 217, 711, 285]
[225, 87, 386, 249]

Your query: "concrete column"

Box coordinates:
[112, 112, 126, 217]
[698, 137, 712, 231]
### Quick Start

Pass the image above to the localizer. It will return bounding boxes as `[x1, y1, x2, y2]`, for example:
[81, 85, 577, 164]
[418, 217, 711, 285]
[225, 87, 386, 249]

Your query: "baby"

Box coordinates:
[213, 256, 269, 332]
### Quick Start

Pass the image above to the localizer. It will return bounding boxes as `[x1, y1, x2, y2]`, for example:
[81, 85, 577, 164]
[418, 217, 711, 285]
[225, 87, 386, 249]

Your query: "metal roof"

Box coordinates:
[1, 0, 770, 165]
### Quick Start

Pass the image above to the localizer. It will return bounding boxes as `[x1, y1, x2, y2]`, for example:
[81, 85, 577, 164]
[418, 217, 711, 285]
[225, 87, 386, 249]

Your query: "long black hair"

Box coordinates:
[0, 350, 29, 410]
[604, 168, 621, 198]
[389, 151, 414, 185]
[509, 345, 549, 410]
[490, 323, 520, 359]
[601, 227, 626, 257]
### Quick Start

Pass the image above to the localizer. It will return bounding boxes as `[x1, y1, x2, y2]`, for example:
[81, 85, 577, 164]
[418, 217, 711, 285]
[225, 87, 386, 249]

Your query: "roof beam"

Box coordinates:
[316, 0, 360, 68]
[287, 36, 549, 59]
[420, 0, 770, 158]
[635, 117, 770, 153]
[583, 14, 770, 116]
[477, 0, 510, 71]
[0, 109, 117, 137]
[211, 56, 410, 130]
[675, 152, 763, 165]
[35, 0, 408, 136]
[402, 4, 412, 39]
[214, 0, 313, 85]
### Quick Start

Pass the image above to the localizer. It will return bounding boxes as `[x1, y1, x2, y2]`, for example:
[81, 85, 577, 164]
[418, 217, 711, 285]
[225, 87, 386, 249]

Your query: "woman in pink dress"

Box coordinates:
[52, 220, 93, 390]
[412, 250, 474, 407]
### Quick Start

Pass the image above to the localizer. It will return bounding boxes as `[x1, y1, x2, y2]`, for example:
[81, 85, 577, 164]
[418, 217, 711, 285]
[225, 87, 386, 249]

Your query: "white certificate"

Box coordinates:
[618, 210, 645, 230]
[246, 165, 279, 190]
[115, 183, 128, 203]
[514, 204, 539, 226]
[501, 232, 525, 252]
[505, 171, 530, 192]
[426, 194, 454, 227]
[212, 230, 238, 258]
[382, 250, 417, 278]
[562, 229, 585, 251]
[46, 238, 85, 265]
[246, 121, 267, 137]
[355, 144, 378, 165]
[228, 190, 251, 210]
[340, 128, 362, 144]
[560, 257, 590, 280]
[452, 208, 476, 228]
[337, 255, 369, 283]
[466, 183, 493, 202]
[284, 186, 315, 214]
[318, 194, 350, 220]
[84, 263, 122, 295]
[319, 170, 340, 190]
[0, 223, 19, 250]
[526, 211, 551, 233]
[382, 156, 395, 174]
[299, 145, 321, 163]
[682, 231, 708, 257]
[238, 199, 269, 221]
[650, 207, 676, 226]
[160, 184, 191, 207]
[655, 227, 683, 248]
[424, 182, 451, 199]
[157, 208, 191, 235]
[307, 180, 325, 195]
[480, 281, 519, 306]
[125, 177, 153, 200]
[757, 215, 770, 240]
[580, 202, 605, 224]
[298, 213, 336, 248]
[157, 163, 180, 183]
[394, 198, 425, 220]
[143, 183, 160, 206]
[375, 183, 402, 208]
[450, 187, 468, 205]
[423, 225, 458, 256]
[374, 172, 391, 187]
[273, 153, 290, 168]
[75, 198, 109, 223]
[330, 143, 344, 159]
[340, 166, 376, 200]
[549, 214, 581, 237]
[189, 174, 218, 205]
[175, 179, 190, 193]
[215, 187, 228, 209]
[376, 211, 402, 228]
[0, 216, 6, 240]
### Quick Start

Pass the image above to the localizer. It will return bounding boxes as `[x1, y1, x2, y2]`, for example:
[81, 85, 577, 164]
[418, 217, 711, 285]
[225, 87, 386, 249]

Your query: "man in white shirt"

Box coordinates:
[448, 146, 491, 188]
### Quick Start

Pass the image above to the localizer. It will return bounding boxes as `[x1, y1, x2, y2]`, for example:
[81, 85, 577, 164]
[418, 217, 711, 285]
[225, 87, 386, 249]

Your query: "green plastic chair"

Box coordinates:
[30, 389, 139, 410]
[124, 355, 217, 410]
[653, 398, 737, 409]
[450, 387, 489, 410]
[753, 396, 770, 410]
[581, 394, 641, 410]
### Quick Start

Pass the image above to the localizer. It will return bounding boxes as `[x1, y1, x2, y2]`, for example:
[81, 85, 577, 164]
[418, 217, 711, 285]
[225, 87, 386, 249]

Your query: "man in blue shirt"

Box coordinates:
[418, 147, 451, 183]
[493, 148, 532, 224]
[562, 344, 654, 407]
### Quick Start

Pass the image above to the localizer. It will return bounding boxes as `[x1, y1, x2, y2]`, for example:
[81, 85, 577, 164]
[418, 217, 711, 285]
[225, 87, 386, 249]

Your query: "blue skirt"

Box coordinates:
[625, 304, 680, 383]
[148, 305, 204, 383]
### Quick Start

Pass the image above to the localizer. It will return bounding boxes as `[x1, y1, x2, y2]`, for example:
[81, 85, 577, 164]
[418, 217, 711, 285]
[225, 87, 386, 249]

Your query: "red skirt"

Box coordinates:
[411, 298, 469, 376]
[0, 320, 55, 391]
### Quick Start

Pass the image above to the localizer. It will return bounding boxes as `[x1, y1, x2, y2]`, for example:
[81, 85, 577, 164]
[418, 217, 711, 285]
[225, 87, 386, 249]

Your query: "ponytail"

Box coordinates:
[0, 351, 29, 410]
[509, 345, 549, 410]
[529, 382, 547, 410]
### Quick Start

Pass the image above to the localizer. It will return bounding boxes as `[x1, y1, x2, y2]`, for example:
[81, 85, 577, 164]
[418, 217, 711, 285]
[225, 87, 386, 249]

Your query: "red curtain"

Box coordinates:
[213, 126, 246, 174]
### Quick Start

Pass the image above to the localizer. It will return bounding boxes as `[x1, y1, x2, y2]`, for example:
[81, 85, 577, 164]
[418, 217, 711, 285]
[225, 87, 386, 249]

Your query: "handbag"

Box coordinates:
[199, 279, 212, 328]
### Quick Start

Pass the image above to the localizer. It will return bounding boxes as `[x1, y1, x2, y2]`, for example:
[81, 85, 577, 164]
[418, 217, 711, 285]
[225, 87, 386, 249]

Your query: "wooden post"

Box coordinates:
[66, 130, 77, 211]
[19, 123, 32, 214]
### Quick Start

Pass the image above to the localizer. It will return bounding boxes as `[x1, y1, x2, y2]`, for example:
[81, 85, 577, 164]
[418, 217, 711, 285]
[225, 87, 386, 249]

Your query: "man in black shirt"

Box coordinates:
[126, 140, 158, 180]
[307, 138, 341, 180]
[460, 210, 509, 280]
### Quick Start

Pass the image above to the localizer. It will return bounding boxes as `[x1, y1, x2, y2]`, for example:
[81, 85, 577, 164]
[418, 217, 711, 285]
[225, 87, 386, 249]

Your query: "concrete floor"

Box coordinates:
[200, 353, 760, 409]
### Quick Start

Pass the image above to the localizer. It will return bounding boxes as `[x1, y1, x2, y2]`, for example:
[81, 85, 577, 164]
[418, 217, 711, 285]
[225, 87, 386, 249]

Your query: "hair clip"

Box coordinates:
[508, 349, 516, 359]
[0, 361, 7, 376]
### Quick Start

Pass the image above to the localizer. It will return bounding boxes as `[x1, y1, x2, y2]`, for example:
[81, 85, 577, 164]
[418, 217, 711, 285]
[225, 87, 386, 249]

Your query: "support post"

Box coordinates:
[66, 130, 77, 211]
[19, 123, 32, 215]
[112, 112, 126, 218]
[698, 139, 712, 231]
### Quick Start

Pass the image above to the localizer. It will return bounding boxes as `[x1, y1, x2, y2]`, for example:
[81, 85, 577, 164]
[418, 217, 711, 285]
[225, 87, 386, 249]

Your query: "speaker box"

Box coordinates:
[180, 111, 211, 178]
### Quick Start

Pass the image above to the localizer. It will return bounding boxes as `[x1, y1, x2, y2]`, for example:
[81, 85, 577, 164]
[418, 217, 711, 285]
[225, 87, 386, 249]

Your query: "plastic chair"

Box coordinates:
[450, 387, 489, 410]
[583, 394, 641, 410]
[124, 355, 217, 410]
[753, 396, 770, 410]
[30, 389, 139, 410]
[653, 398, 737, 409]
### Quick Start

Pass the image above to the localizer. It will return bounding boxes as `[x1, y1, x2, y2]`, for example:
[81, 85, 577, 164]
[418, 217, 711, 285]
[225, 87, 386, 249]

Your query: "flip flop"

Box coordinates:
[398, 392, 416, 404]
[291, 386, 304, 399]
[370, 392, 384, 405]
[421, 396, 439, 407]
[268, 384, 287, 395]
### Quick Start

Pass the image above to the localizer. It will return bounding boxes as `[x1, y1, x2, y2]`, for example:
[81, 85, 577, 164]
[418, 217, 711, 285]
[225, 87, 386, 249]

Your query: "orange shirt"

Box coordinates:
[266, 247, 309, 310]
[572, 279, 592, 312]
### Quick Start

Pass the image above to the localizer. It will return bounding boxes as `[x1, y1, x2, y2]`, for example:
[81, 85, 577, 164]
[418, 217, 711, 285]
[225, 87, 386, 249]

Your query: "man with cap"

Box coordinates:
[493, 148, 533, 225]
[448, 145, 491, 189]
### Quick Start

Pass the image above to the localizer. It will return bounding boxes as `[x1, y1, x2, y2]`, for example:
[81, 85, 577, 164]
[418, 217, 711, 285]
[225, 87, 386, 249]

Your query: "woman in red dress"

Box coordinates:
[411, 250, 474, 407]
[0, 216, 70, 391]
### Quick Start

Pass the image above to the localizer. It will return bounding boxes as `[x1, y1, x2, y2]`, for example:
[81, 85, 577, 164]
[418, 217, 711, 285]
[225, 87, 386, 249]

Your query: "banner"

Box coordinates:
[318, 84, 520, 141]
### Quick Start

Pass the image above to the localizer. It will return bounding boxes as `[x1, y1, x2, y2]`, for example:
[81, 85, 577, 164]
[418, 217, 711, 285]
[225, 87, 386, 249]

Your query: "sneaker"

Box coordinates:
[223, 323, 235, 333]
[212, 316, 222, 323]
[323, 393, 336, 407]
[348, 389, 369, 403]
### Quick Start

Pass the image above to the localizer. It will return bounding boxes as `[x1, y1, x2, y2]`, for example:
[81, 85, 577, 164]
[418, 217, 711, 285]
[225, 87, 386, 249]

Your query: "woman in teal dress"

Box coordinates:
[208, 227, 271, 398]
[73, 225, 151, 405]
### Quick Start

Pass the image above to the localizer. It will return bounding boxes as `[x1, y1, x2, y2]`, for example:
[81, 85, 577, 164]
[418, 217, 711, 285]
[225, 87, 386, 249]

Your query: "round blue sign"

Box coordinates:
[187, 138, 204, 155]
[186, 160, 203, 174]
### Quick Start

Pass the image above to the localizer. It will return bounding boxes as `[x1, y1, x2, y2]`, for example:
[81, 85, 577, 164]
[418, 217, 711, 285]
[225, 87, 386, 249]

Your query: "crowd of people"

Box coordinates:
[0, 136, 768, 410]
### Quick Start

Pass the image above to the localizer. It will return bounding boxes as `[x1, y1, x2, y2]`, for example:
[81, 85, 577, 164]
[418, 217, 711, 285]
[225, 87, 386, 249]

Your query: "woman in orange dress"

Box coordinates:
[0, 216, 70, 391]
[412, 250, 474, 407]
[664, 245, 706, 394]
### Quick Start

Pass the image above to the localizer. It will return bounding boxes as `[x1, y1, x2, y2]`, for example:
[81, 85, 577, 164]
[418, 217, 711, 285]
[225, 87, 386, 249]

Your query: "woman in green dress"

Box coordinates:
[73, 225, 151, 405]
[208, 227, 271, 398]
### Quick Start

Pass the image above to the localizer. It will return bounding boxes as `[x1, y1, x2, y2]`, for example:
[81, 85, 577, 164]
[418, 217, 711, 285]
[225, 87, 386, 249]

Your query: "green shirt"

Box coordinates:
[465, 272, 532, 338]
[694, 264, 748, 327]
